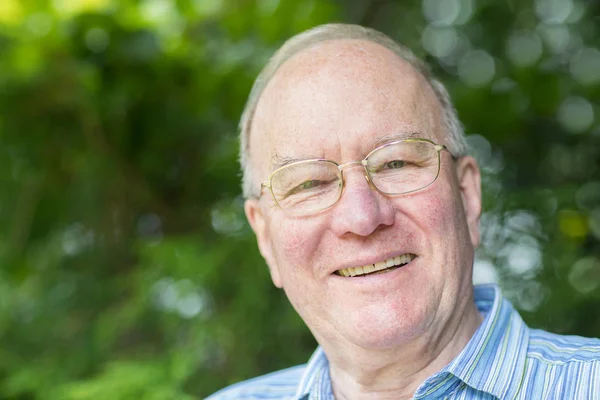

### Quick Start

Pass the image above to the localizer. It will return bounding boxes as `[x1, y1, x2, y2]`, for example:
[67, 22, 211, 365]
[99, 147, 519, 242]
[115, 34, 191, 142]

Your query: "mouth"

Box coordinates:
[334, 254, 416, 277]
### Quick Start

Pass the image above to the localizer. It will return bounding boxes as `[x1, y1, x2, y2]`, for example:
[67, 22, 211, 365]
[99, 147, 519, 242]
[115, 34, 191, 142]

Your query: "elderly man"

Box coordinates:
[208, 24, 600, 399]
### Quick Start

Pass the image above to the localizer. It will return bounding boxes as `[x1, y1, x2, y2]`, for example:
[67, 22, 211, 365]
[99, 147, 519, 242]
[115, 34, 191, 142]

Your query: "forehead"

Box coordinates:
[251, 39, 443, 172]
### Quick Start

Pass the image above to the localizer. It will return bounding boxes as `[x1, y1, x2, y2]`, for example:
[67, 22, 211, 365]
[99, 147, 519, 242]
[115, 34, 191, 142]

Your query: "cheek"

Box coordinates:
[423, 184, 476, 272]
[413, 190, 460, 233]
[408, 182, 471, 255]
[420, 195, 448, 225]
[270, 218, 325, 276]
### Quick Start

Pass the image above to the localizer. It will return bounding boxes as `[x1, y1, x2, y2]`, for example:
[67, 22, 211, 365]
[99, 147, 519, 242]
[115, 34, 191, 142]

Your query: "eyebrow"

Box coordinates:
[370, 131, 422, 148]
[271, 153, 311, 171]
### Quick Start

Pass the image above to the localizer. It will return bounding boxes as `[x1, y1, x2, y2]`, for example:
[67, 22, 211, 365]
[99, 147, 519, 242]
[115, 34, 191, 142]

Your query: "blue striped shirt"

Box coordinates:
[207, 284, 600, 399]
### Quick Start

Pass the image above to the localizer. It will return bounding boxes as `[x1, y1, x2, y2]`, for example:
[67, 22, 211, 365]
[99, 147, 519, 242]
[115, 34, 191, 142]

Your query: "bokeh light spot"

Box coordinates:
[502, 238, 542, 276]
[194, 0, 223, 16]
[177, 292, 205, 319]
[473, 258, 499, 284]
[537, 23, 570, 54]
[506, 32, 543, 67]
[467, 134, 492, 166]
[467, 134, 504, 174]
[0, 0, 24, 24]
[25, 13, 53, 37]
[568, 257, 600, 294]
[506, 210, 542, 234]
[258, 0, 280, 15]
[515, 281, 545, 312]
[152, 278, 212, 319]
[85, 28, 109, 53]
[437, 32, 471, 67]
[53, 0, 111, 16]
[559, 209, 588, 238]
[570, 48, 600, 86]
[458, 49, 495, 87]
[422, 0, 461, 26]
[454, 0, 474, 25]
[62, 223, 95, 256]
[535, 0, 573, 24]
[565, 0, 585, 23]
[211, 197, 246, 237]
[422, 26, 458, 58]
[557, 96, 594, 133]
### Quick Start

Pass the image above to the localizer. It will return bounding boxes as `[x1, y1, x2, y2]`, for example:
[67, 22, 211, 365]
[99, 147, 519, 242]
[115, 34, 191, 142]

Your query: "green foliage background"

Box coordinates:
[0, 0, 599, 398]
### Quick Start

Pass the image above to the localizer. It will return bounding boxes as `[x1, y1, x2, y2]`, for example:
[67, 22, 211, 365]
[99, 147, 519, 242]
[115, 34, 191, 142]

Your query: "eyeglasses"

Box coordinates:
[259, 138, 450, 216]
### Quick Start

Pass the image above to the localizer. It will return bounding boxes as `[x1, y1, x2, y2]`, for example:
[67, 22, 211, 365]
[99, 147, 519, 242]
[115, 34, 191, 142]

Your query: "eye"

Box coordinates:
[299, 180, 321, 190]
[285, 180, 324, 197]
[384, 160, 405, 169]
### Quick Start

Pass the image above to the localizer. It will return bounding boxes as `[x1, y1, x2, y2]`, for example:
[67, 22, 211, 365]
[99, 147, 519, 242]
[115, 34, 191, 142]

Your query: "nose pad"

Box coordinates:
[337, 163, 378, 196]
[361, 167, 381, 194]
[363, 171, 375, 189]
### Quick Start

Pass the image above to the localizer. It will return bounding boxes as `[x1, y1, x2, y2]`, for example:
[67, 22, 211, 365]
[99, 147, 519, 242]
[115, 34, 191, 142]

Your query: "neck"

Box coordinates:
[324, 293, 483, 400]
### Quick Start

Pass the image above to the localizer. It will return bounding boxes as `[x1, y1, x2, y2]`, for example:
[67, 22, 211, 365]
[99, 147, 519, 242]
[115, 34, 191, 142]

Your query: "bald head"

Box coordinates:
[250, 40, 443, 183]
[240, 24, 468, 198]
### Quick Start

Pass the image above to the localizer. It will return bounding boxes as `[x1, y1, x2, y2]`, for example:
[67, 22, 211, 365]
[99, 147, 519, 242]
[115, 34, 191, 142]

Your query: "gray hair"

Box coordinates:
[239, 23, 469, 199]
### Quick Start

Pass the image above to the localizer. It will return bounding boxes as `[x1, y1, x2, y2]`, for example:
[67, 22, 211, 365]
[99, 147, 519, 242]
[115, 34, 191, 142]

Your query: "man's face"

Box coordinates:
[244, 40, 482, 350]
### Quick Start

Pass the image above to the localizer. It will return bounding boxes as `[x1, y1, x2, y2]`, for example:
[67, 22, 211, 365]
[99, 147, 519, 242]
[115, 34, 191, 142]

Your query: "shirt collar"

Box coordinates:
[295, 284, 529, 400]
[442, 284, 529, 399]
[295, 346, 331, 399]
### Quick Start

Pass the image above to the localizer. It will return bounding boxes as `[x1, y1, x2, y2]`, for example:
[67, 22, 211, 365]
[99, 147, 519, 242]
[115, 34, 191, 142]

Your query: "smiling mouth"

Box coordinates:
[334, 254, 416, 277]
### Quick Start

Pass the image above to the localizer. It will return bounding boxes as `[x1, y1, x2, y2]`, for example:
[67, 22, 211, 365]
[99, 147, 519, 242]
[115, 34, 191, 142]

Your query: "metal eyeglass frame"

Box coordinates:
[258, 138, 451, 216]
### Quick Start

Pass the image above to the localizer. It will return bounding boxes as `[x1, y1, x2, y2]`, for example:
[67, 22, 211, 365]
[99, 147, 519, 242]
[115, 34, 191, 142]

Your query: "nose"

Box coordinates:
[330, 167, 395, 237]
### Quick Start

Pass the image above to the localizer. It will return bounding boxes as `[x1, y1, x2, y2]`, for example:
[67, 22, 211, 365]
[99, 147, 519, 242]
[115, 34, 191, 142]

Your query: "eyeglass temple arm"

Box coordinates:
[253, 181, 270, 199]
[437, 144, 460, 161]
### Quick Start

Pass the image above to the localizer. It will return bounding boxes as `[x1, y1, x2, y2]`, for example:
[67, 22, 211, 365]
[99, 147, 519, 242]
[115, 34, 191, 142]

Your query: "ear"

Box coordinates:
[244, 198, 283, 288]
[456, 156, 482, 248]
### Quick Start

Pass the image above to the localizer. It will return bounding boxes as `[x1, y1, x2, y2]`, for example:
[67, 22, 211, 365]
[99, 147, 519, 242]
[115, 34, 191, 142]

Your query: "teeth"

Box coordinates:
[336, 254, 415, 277]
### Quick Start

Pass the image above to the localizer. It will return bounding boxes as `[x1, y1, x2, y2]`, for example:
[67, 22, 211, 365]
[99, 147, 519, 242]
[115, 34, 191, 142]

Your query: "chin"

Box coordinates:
[343, 301, 432, 349]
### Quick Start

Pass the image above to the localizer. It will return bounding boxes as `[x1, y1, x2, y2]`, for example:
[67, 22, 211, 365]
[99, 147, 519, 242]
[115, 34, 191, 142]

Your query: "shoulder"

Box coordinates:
[205, 365, 306, 400]
[517, 329, 600, 398]
[527, 328, 600, 365]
